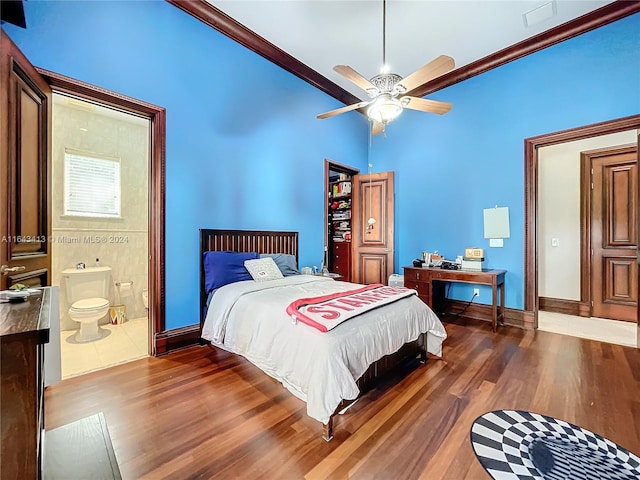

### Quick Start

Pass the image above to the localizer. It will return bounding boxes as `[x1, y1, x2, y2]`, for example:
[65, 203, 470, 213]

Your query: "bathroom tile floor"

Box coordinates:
[537, 310, 637, 347]
[60, 316, 149, 379]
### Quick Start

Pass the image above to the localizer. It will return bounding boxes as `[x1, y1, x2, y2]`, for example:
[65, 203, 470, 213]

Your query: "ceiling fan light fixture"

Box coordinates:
[369, 72, 403, 95]
[316, 0, 454, 127]
[367, 93, 402, 124]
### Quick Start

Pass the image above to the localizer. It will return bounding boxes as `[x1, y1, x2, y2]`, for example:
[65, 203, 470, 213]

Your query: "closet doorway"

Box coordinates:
[324, 160, 359, 282]
[323, 160, 395, 285]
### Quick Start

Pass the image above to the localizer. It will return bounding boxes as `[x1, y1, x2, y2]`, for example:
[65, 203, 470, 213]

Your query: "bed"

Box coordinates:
[199, 228, 447, 441]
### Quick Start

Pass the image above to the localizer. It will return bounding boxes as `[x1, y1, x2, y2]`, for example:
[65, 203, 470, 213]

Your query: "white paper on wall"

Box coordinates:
[483, 206, 510, 239]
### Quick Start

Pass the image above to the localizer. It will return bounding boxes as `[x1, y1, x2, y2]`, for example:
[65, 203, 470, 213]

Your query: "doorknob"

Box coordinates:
[1, 265, 26, 275]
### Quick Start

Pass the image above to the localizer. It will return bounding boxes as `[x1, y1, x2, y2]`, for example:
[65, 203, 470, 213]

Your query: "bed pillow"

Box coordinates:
[260, 253, 300, 276]
[203, 251, 259, 293]
[244, 257, 284, 282]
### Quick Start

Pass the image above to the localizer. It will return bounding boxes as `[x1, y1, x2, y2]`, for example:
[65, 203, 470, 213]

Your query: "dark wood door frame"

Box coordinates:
[524, 114, 640, 336]
[35, 68, 166, 356]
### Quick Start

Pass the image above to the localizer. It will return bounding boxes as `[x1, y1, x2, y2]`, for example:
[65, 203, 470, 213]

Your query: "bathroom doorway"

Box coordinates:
[52, 93, 150, 378]
[525, 115, 640, 349]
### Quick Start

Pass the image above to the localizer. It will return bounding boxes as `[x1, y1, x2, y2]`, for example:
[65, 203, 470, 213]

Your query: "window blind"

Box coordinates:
[64, 151, 121, 218]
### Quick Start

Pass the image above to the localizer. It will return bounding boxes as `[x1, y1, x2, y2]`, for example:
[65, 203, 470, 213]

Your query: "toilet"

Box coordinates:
[142, 288, 148, 309]
[62, 266, 112, 342]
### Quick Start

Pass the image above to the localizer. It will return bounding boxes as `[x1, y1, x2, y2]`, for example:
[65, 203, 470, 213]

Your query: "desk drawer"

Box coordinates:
[430, 269, 491, 284]
[403, 267, 434, 306]
[403, 267, 428, 282]
[405, 280, 429, 297]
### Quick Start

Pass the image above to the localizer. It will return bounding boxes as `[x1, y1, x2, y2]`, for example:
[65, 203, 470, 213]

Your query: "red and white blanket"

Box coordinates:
[285, 284, 416, 332]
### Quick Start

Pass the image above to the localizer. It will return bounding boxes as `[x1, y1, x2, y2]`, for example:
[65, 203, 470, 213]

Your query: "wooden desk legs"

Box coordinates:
[490, 281, 507, 332]
[419, 269, 506, 332]
[490, 282, 506, 332]
[499, 283, 505, 328]
[491, 282, 498, 332]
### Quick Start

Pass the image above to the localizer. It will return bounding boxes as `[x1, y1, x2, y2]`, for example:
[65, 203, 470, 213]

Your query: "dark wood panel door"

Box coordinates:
[0, 31, 51, 290]
[591, 147, 637, 321]
[351, 171, 394, 285]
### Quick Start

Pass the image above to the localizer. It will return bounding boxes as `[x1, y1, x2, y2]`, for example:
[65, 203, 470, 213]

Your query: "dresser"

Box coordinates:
[331, 241, 351, 282]
[0, 287, 52, 480]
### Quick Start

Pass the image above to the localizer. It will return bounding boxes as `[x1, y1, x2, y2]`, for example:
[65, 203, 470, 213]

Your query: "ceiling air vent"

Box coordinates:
[523, 1, 557, 28]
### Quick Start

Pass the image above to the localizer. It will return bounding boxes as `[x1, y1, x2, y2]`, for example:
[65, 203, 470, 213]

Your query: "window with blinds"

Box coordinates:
[64, 151, 121, 218]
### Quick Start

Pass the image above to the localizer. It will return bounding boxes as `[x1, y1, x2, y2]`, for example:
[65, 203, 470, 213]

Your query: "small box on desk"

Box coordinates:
[464, 248, 484, 259]
[462, 257, 484, 271]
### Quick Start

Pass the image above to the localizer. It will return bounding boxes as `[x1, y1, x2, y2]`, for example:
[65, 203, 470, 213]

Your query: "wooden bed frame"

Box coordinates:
[199, 228, 428, 441]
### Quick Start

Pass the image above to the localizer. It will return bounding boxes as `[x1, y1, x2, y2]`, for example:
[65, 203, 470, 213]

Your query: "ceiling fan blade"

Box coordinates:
[400, 96, 452, 115]
[371, 121, 385, 136]
[396, 55, 455, 93]
[334, 65, 377, 93]
[317, 101, 370, 119]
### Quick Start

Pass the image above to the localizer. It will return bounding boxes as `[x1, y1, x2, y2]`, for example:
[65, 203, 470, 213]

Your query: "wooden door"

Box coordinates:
[0, 31, 52, 290]
[590, 146, 637, 321]
[351, 171, 394, 285]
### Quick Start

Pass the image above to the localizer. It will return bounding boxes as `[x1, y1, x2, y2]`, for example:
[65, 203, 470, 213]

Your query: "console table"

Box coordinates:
[0, 287, 51, 479]
[403, 266, 506, 331]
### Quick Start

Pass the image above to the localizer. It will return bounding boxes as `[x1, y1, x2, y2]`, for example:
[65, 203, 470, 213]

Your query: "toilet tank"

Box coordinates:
[62, 266, 112, 304]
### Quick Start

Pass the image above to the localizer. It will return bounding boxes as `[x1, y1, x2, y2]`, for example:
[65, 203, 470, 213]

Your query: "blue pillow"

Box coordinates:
[260, 253, 300, 276]
[203, 251, 259, 293]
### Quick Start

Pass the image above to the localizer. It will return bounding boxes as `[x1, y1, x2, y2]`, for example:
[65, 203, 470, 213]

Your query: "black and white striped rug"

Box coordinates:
[470, 410, 640, 480]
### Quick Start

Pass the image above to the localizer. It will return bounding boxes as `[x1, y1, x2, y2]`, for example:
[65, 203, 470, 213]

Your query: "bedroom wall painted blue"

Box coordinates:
[3, 0, 369, 330]
[369, 13, 640, 310]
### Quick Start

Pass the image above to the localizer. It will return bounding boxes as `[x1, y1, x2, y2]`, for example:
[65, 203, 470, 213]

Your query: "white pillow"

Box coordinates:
[244, 257, 284, 282]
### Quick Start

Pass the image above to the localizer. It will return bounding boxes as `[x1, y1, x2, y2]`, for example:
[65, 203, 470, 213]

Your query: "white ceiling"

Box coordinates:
[208, 0, 613, 101]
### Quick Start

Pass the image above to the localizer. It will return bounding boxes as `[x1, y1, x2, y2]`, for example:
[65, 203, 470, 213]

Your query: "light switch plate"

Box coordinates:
[489, 238, 504, 248]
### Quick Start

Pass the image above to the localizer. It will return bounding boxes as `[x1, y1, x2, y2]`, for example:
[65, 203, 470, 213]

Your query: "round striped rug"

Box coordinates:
[470, 410, 640, 480]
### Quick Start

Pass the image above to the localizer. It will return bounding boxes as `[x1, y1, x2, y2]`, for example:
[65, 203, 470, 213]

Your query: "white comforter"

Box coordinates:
[202, 275, 447, 424]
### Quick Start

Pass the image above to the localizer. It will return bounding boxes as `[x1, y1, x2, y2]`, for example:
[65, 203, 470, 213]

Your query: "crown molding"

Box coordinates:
[408, 1, 640, 97]
[168, 0, 640, 105]
[166, 0, 361, 107]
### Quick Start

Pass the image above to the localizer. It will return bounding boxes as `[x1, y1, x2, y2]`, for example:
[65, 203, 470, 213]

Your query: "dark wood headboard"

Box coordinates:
[199, 229, 299, 333]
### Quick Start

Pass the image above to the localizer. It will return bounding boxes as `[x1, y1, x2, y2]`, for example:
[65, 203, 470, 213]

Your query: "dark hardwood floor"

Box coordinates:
[45, 317, 640, 479]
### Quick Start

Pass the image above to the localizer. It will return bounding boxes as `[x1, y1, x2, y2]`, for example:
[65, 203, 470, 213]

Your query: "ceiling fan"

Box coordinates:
[317, 0, 455, 135]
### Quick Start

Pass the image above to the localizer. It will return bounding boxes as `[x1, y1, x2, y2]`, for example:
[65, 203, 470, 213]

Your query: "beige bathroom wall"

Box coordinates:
[51, 95, 149, 330]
